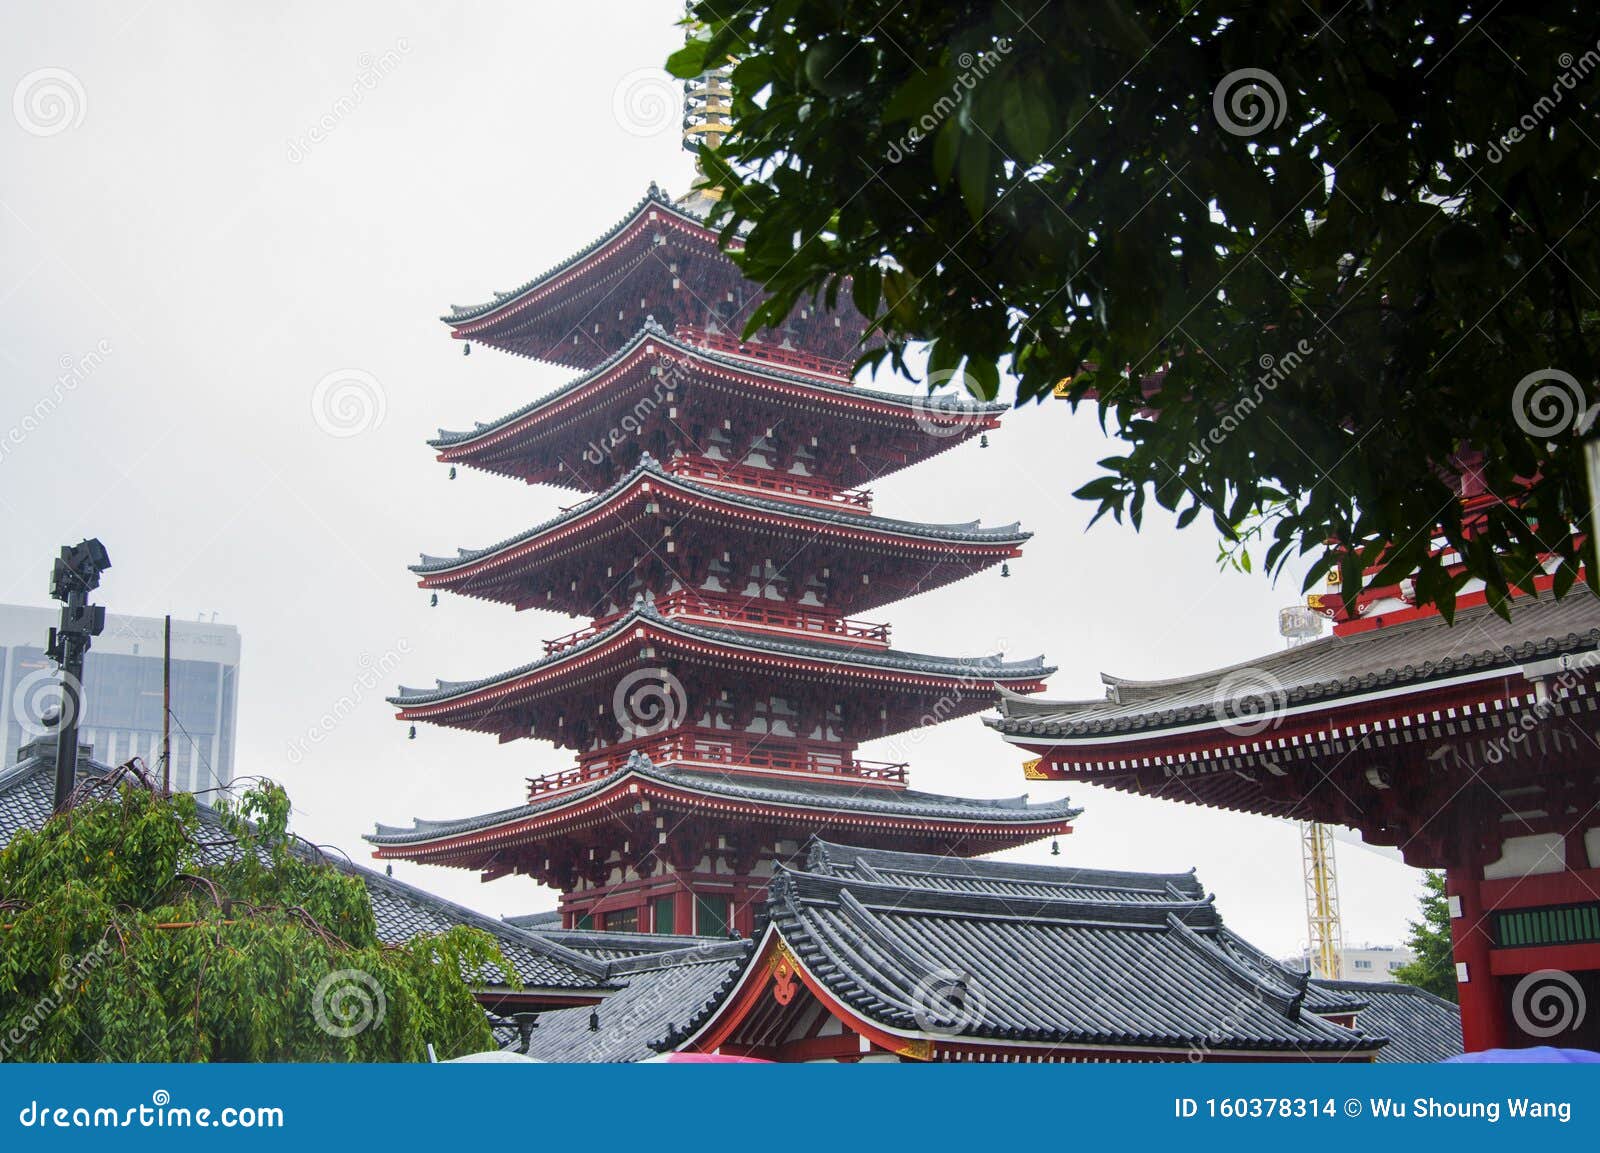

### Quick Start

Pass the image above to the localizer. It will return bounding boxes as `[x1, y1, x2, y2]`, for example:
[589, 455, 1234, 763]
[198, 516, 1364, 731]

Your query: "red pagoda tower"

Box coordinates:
[369, 169, 1075, 934]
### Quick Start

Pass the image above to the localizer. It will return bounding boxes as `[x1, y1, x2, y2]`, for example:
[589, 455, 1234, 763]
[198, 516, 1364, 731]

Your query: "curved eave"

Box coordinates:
[367, 767, 1080, 860]
[412, 460, 1028, 587]
[989, 598, 1600, 748]
[428, 324, 1006, 459]
[441, 186, 723, 329]
[389, 608, 1052, 719]
[676, 923, 1379, 1061]
[987, 661, 1546, 759]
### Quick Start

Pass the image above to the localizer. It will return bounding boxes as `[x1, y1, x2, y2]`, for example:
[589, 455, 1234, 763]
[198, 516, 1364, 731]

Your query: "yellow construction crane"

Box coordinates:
[1279, 607, 1344, 980]
[1301, 821, 1344, 979]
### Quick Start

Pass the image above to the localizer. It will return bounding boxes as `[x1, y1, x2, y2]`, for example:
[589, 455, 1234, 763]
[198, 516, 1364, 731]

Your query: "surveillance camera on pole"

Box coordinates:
[46, 538, 110, 812]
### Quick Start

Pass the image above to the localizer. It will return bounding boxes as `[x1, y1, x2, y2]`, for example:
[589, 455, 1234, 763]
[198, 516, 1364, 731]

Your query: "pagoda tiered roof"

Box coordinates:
[430, 323, 1003, 489]
[366, 751, 1081, 872]
[391, 595, 1049, 734]
[441, 187, 869, 367]
[413, 454, 1026, 615]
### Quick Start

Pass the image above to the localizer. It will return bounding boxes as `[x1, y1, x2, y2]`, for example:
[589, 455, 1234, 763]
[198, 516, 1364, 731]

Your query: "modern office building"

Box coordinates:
[0, 604, 240, 793]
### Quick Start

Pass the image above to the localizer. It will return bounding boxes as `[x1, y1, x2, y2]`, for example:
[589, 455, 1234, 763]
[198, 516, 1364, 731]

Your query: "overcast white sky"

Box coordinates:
[0, 1, 1426, 957]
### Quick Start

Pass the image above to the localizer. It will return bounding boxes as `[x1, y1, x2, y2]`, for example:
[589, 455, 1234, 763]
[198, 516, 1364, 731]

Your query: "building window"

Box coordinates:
[603, 907, 638, 933]
[653, 894, 677, 935]
[574, 913, 593, 931]
[695, 893, 729, 937]
[1354, 959, 1372, 969]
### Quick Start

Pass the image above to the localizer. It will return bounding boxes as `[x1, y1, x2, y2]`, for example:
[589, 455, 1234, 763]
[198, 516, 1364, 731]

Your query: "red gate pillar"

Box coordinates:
[1448, 861, 1507, 1051]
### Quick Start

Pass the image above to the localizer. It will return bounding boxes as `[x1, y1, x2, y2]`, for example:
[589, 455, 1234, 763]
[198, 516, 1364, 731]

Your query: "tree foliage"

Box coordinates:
[1391, 871, 1458, 1002]
[673, 1, 1600, 617]
[0, 768, 509, 1061]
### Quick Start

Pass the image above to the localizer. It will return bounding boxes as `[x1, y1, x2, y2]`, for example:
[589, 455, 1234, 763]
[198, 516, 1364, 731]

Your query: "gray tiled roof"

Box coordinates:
[989, 591, 1600, 740]
[805, 839, 1205, 903]
[0, 746, 608, 992]
[1311, 979, 1462, 1063]
[368, 752, 1082, 847]
[753, 852, 1383, 1056]
[413, 455, 1027, 576]
[428, 320, 1007, 450]
[389, 596, 1051, 708]
[506, 918, 720, 962]
[441, 185, 698, 324]
[514, 939, 752, 1063]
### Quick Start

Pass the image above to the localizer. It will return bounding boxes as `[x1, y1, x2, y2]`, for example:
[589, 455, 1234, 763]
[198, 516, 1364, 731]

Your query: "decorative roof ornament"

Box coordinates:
[679, 18, 732, 207]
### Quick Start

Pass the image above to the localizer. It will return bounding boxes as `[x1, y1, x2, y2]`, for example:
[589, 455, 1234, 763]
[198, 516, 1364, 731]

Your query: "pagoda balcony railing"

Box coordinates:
[662, 454, 873, 514]
[528, 734, 909, 797]
[542, 590, 890, 655]
[675, 324, 854, 381]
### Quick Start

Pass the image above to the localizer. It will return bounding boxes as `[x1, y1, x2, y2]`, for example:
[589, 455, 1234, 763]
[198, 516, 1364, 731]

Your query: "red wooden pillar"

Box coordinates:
[674, 886, 695, 935]
[732, 881, 755, 938]
[1447, 861, 1506, 1052]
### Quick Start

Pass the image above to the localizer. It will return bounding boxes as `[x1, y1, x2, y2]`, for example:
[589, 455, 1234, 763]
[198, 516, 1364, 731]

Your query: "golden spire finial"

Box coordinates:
[682, 63, 732, 199]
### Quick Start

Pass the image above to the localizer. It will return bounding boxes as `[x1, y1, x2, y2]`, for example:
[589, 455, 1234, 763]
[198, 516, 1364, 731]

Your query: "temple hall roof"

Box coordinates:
[1310, 979, 1463, 1063]
[656, 837, 1386, 1059]
[509, 939, 753, 1063]
[989, 590, 1600, 742]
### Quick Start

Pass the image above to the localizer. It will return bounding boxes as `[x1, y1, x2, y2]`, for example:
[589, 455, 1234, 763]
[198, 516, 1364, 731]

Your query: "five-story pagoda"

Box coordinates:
[370, 91, 1074, 935]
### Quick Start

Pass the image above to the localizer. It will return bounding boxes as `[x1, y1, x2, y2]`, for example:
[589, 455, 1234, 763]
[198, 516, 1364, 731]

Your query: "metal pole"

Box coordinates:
[51, 615, 85, 812]
[47, 539, 110, 814]
[162, 614, 172, 795]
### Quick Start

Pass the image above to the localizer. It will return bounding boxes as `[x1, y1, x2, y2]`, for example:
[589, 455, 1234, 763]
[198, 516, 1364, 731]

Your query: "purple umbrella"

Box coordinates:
[1445, 1046, 1600, 1063]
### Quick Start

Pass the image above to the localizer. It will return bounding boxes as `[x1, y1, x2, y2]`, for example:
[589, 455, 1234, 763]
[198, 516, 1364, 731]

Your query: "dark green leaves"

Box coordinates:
[0, 779, 509, 1061]
[682, 0, 1600, 617]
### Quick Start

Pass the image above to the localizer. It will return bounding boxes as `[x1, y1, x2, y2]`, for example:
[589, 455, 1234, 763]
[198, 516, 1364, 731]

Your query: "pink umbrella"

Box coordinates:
[642, 1052, 770, 1063]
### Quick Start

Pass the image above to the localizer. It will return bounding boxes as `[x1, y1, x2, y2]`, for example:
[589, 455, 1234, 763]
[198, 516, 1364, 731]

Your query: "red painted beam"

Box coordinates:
[1489, 942, 1600, 976]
